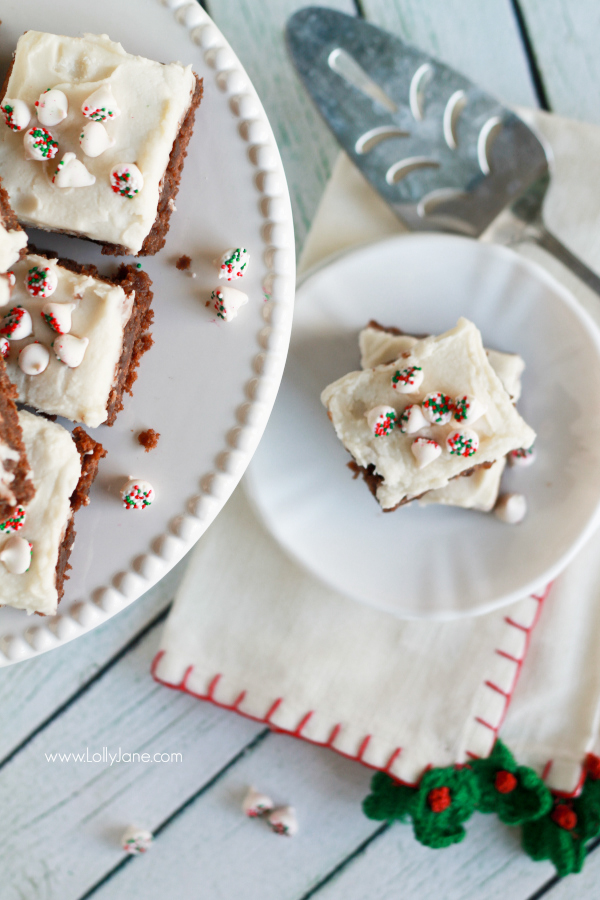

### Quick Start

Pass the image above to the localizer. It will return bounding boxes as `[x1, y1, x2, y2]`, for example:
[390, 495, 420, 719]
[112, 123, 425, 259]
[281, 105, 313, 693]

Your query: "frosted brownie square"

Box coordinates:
[0, 31, 202, 256]
[3, 252, 153, 428]
[0, 410, 105, 615]
[358, 322, 526, 512]
[321, 318, 536, 511]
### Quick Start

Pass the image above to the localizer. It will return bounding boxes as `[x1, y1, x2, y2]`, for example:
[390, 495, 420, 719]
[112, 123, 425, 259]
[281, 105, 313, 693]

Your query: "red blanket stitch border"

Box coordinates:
[151, 584, 556, 790]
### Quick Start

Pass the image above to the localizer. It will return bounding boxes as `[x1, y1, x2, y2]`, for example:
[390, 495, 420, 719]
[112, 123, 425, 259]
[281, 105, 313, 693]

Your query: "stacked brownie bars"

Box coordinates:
[0, 30, 203, 614]
[321, 318, 535, 512]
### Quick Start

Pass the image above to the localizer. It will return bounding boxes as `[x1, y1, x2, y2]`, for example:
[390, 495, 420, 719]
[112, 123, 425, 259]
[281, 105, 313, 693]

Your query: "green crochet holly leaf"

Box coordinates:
[521, 777, 600, 877]
[411, 766, 480, 848]
[472, 740, 552, 825]
[362, 771, 415, 823]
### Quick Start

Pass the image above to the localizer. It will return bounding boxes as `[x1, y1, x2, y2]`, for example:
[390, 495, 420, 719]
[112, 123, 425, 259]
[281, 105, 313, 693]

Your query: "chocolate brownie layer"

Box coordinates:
[54, 426, 106, 603]
[0, 358, 34, 521]
[0, 177, 25, 247]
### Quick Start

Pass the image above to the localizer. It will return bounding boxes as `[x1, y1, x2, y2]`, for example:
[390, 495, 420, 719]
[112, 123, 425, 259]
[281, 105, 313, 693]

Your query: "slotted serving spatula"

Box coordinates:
[286, 7, 600, 297]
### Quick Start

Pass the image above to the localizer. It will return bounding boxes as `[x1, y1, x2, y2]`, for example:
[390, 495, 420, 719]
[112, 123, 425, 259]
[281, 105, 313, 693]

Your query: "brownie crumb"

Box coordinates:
[176, 255, 191, 271]
[205, 300, 210, 307]
[138, 429, 160, 452]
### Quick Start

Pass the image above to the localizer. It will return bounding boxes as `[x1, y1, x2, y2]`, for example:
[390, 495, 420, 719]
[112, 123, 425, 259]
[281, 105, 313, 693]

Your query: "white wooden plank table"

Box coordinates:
[2, 1, 600, 897]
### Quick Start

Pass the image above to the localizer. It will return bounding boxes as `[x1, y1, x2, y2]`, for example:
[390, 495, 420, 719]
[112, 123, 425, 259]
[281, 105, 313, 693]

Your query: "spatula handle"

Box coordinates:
[532, 226, 600, 299]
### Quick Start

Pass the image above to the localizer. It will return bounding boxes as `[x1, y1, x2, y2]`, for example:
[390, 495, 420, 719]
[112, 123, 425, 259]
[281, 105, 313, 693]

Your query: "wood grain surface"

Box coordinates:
[3, 1, 600, 898]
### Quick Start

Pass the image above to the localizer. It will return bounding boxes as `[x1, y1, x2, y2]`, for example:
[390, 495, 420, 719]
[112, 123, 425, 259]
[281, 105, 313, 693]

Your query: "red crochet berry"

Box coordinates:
[494, 770, 518, 794]
[586, 753, 600, 780]
[427, 786, 452, 813]
[551, 804, 577, 831]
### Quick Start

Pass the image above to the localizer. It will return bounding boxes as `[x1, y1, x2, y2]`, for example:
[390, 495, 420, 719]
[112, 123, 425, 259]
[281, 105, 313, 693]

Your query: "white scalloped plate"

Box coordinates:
[245, 234, 600, 620]
[0, 0, 295, 663]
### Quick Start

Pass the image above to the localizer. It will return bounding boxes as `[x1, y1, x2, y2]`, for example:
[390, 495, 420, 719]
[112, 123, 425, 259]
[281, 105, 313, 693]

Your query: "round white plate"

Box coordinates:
[0, 0, 295, 663]
[245, 233, 600, 620]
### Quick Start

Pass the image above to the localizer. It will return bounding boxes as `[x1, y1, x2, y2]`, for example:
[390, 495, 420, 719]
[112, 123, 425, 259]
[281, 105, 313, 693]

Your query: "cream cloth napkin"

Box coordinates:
[154, 110, 600, 794]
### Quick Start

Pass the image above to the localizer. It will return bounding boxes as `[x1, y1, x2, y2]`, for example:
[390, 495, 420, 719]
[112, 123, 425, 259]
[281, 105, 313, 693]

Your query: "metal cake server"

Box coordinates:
[286, 7, 600, 297]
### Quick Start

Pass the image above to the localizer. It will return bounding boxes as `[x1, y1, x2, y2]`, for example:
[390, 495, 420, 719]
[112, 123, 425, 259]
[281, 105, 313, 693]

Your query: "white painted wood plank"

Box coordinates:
[0, 619, 263, 899]
[88, 734, 377, 900]
[360, 0, 539, 107]
[207, 0, 356, 253]
[541, 842, 600, 897]
[0, 556, 188, 762]
[518, 0, 600, 124]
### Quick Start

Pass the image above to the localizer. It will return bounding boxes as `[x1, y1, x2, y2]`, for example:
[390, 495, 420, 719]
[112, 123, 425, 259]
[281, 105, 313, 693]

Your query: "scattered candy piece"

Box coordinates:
[453, 395, 486, 425]
[121, 478, 155, 510]
[1, 307, 33, 340]
[41, 302, 76, 335]
[267, 806, 298, 836]
[53, 334, 89, 368]
[121, 826, 153, 855]
[392, 365, 423, 393]
[23, 125, 58, 160]
[242, 787, 274, 818]
[422, 392, 454, 425]
[53, 152, 96, 188]
[217, 247, 250, 281]
[0, 506, 26, 534]
[82, 85, 120, 122]
[509, 446, 536, 468]
[35, 88, 68, 126]
[26, 265, 58, 298]
[365, 405, 397, 437]
[494, 493, 527, 524]
[0, 338, 9, 359]
[1, 98, 31, 132]
[446, 429, 479, 458]
[212, 286, 249, 322]
[176, 255, 191, 271]
[79, 120, 115, 157]
[399, 403, 428, 435]
[19, 342, 50, 375]
[0, 536, 32, 574]
[411, 437, 441, 469]
[110, 163, 143, 198]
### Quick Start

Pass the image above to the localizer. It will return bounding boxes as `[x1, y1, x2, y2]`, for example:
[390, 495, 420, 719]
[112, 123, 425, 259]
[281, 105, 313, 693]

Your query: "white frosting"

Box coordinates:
[494, 492, 527, 524]
[0, 221, 27, 273]
[36, 89, 68, 126]
[411, 437, 441, 469]
[212, 286, 249, 322]
[420, 458, 506, 512]
[79, 121, 115, 157]
[242, 787, 274, 817]
[82, 84, 120, 122]
[0, 275, 11, 308]
[217, 247, 250, 281]
[0, 410, 81, 614]
[41, 301, 75, 334]
[5, 254, 134, 427]
[359, 327, 525, 402]
[23, 125, 59, 160]
[0, 535, 31, 574]
[121, 478, 155, 510]
[267, 807, 298, 836]
[365, 405, 396, 436]
[0, 32, 197, 253]
[121, 827, 153, 855]
[53, 152, 96, 188]
[19, 342, 50, 375]
[1, 307, 33, 340]
[1, 99, 30, 132]
[399, 403, 428, 434]
[322, 319, 536, 510]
